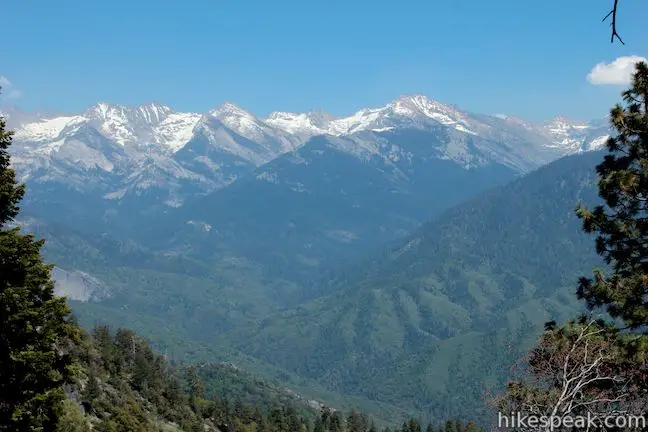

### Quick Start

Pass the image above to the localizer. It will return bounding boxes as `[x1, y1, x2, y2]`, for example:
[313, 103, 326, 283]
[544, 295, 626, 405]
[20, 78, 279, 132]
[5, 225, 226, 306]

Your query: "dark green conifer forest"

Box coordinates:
[0, 98, 78, 430]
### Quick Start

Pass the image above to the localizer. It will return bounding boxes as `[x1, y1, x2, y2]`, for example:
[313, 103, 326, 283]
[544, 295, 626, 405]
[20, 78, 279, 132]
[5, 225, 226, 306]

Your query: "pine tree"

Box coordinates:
[92, 324, 120, 374]
[285, 406, 302, 432]
[576, 61, 648, 329]
[443, 420, 455, 432]
[313, 415, 326, 432]
[257, 417, 271, 432]
[252, 406, 263, 426]
[165, 375, 184, 406]
[0, 97, 78, 429]
[233, 397, 246, 422]
[0, 106, 23, 226]
[83, 365, 102, 402]
[186, 365, 205, 407]
[407, 419, 422, 432]
[329, 411, 345, 432]
[347, 408, 369, 432]
[320, 406, 333, 430]
[267, 405, 286, 431]
[453, 420, 462, 432]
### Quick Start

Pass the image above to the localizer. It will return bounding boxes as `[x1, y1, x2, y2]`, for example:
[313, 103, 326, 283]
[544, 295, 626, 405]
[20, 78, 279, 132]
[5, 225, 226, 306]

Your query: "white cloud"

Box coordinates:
[587, 55, 648, 85]
[0, 76, 22, 100]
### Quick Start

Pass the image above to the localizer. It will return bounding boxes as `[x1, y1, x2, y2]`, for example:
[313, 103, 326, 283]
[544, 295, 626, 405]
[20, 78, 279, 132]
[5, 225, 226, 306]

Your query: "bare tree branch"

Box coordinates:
[603, 0, 625, 45]
[492, 320, 647, 431]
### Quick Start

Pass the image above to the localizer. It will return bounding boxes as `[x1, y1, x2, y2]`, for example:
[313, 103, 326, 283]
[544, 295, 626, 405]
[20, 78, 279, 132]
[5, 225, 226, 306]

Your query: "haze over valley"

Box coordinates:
[1, 95, 612, 422]
[3, 1, 647, 429]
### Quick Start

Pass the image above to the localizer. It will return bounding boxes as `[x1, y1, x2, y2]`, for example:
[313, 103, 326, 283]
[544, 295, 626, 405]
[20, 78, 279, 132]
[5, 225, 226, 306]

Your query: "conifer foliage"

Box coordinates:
[576, 61, 648, 329]
[0, 91, 78, 429]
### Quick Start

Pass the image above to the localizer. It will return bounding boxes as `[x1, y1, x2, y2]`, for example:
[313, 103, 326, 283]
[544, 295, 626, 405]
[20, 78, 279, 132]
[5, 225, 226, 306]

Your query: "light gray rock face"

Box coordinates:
[52, 267, 112, 302]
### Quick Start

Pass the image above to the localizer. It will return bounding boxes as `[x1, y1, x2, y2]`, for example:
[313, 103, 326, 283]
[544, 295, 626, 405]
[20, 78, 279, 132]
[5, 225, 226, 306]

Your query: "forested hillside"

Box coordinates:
[56, 324, 314, 431]
[19, 148, 609, 426]
[14, 139, 611, 427]
[226, 150, 607, 422]
[56, 324, 488, 432]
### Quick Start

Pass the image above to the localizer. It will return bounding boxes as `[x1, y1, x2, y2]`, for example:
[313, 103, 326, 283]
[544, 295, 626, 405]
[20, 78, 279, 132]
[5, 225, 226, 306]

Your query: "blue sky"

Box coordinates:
[1, 0, 646, 121]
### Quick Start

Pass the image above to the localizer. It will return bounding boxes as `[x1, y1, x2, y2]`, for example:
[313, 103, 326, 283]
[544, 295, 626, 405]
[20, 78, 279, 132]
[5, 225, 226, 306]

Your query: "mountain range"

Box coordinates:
[0, 95, 615, 425]
[33, 149, 606, 425]
[3, 95, 610, 208]
[3, 96, 611, 272]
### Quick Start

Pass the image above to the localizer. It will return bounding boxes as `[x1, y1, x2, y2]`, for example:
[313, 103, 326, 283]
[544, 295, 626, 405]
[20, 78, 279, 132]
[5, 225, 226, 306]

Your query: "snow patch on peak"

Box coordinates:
[85, 102, 113, 116]
[209, 102, 254, 118]
[390, 95, 477, 134]
[545, 116, 590, 131]
[319, 94, 478, 136]
[206, 102, 268, 141]
[82, 102, 201, 150]
[541, 117, 611, 153]
[13, 102, 201, 154]
[391, 94, 449, 112]
[137, 102, 174, 125]
[85, 101, 173, 125]
[86, 104, 137, 145]
[13, 115, 86, 143]
[328, 107, 385, 135]
[265, 111, 330, 136]
[155, 112, 202, 152]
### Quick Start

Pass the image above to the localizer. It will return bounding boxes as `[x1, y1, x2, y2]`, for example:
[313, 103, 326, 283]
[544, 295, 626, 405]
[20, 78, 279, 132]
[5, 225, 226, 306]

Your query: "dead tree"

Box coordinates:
[493, 319, 646, 431]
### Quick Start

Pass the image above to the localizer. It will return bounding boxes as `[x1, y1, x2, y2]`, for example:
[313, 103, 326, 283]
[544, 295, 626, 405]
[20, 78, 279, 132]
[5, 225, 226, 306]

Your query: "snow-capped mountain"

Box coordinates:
[3, 95, 610, 212]
[7, 102, 275, 206]
[263, 95, 610, 156]
[541, 116, 610, 153]
[197, 102, 302, 161]
[264, 96, 483, 137]
[13, 102, 202, 153]
[264, 109, 335, 138]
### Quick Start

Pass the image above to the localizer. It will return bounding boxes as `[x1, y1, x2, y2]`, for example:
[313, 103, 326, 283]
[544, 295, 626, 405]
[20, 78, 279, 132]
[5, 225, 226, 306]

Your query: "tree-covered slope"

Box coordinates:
[35, 149, 607, 425]
[225, 150, 607, 423]
[56, 323, 331, 432]
[18, 216, 295, 331]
